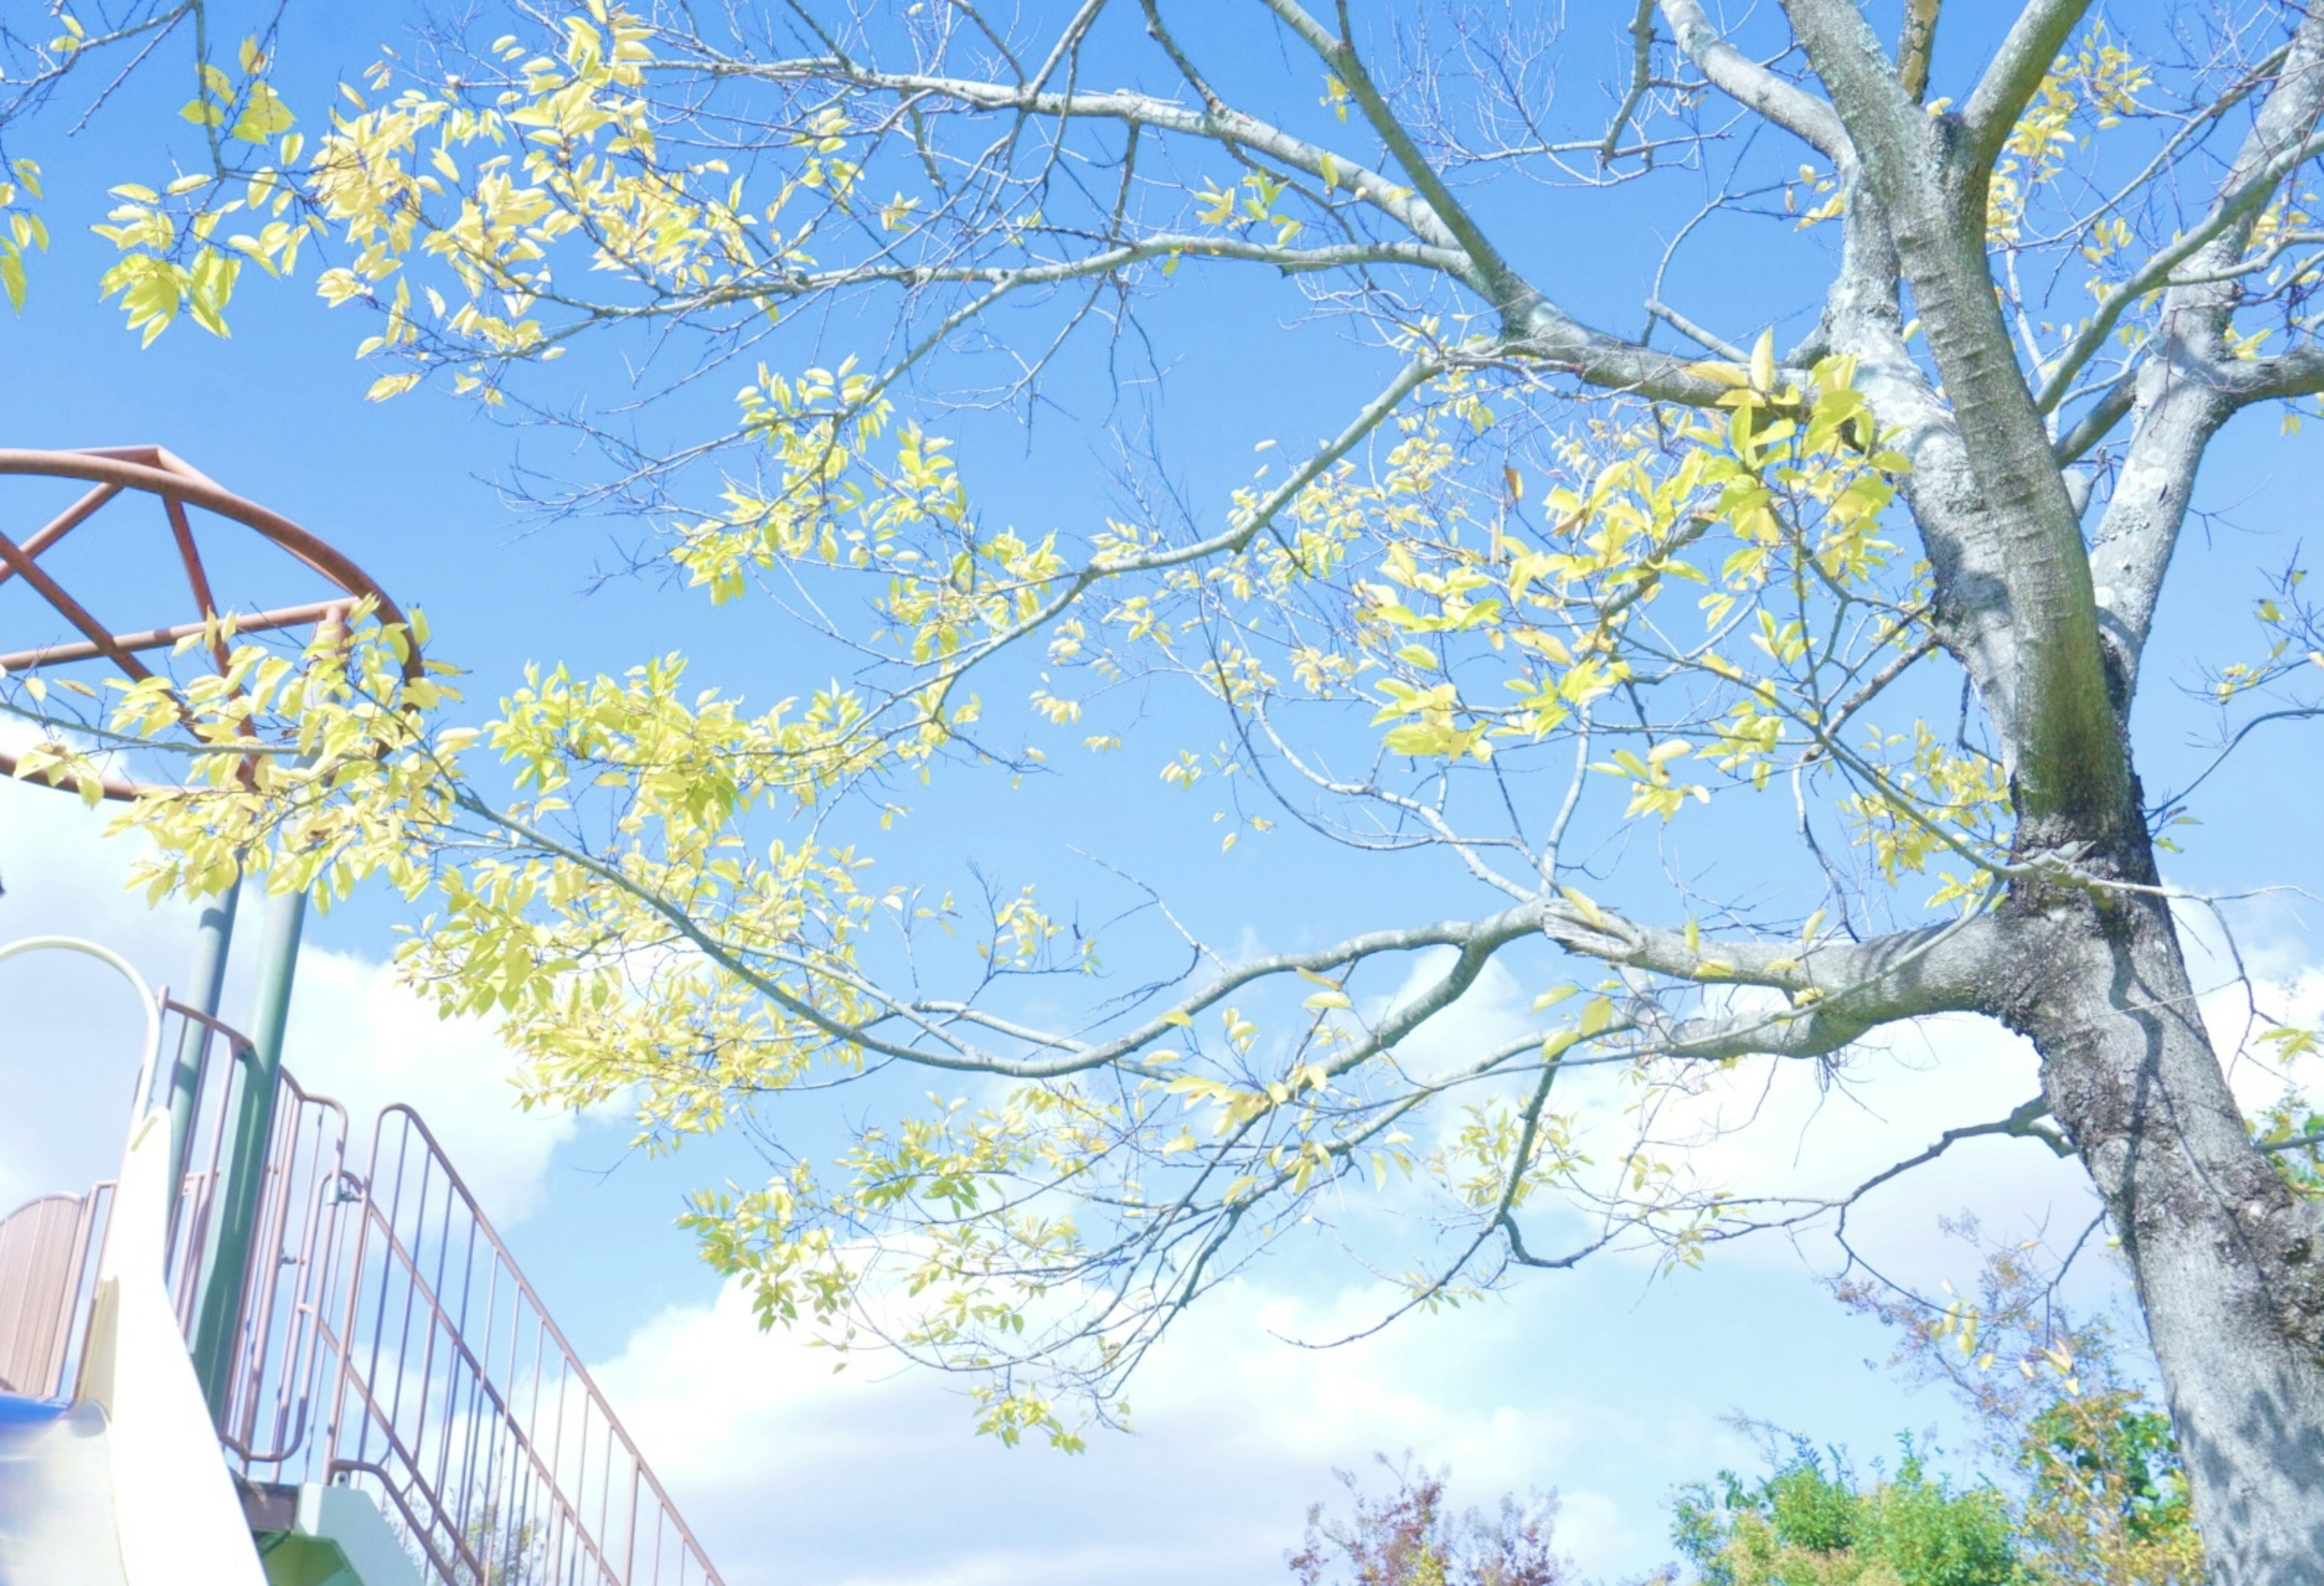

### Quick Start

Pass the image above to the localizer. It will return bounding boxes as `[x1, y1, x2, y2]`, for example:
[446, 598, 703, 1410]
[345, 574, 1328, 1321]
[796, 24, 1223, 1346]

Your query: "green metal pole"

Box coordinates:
[159, 877, 239, 1199]
[189, 881, 305, 1417]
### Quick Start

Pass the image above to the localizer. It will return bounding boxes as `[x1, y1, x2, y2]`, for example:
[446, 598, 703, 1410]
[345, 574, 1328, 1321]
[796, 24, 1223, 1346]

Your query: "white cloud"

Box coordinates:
[1376, 950, 1540, 1082]
[280, 949, 583, 1225]
[589, 1211, 2023, 1586]
[589, 1269, 1694, 1586]
[0, 776, 195, 1208]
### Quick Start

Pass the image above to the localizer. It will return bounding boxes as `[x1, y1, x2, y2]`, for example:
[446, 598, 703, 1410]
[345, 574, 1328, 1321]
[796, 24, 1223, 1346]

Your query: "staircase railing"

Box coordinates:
[0, 996, 725, 1586]
[307, 1104, 724, 1586]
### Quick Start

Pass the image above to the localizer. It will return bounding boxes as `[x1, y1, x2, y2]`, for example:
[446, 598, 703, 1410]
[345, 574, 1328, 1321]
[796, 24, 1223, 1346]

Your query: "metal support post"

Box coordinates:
[157, 877, 238, 1197]
[188, 881, 305, 1417]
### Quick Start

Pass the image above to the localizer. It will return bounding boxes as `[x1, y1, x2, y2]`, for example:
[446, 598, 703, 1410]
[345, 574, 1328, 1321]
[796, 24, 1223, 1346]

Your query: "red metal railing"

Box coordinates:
[0, 996, 725, 1586]
[302, 1104, 724, 1586]
[217, 1068, 356, 1471]
[0, 1188, 106, 1398]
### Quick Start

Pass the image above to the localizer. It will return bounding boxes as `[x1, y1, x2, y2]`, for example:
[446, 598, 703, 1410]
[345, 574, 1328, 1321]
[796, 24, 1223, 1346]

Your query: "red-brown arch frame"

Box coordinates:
[0, 446, 422, 800]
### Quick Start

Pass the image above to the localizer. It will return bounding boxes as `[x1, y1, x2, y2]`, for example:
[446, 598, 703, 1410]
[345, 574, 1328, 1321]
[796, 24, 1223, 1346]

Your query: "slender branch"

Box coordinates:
[1602, 0, 1658, 163]
[704, 40, 1730, 405]
[1257, 0, 1523, 295]
[705, 53, 1454, 244]
[2053, 374, 2136, 464]
[1842, 1097, 2076, 1210]
[1646, 297, 1749, 361]
[2033, 132, 2324, 415]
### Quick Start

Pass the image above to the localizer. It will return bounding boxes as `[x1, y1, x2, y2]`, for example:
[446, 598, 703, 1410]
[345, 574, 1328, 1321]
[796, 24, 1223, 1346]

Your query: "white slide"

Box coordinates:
[0, 930, 271, 1585]
[0, 1396, 131, 1584]
[0, 1103, 268, 1585]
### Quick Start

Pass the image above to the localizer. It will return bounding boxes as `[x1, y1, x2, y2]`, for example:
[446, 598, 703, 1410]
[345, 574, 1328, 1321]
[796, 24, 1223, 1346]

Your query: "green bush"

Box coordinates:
[1673, 1443, 2017, 1586]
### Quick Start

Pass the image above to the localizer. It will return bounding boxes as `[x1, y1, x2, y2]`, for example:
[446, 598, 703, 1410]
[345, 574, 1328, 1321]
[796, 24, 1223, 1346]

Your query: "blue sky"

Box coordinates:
[4, 4, 2324, 1582]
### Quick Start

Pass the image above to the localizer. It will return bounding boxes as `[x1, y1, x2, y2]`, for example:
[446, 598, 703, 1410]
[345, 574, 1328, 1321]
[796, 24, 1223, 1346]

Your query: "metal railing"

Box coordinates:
[0, 995, 725, 1586]
[0, 1187, 107, 1397]
[306, 1104, 724, 1586]
[218, 1068, 356, 1472]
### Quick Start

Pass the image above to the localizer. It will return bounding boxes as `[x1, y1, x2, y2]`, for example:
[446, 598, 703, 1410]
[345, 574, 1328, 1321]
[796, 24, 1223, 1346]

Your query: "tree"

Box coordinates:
[1839, 1229, 2207, 1586]
[1308, 1268, 2205, 1586]
[1672, 1440, 2019, 1586]
[4, 3, 2323, 1579]
[1292, 1456, 1567, 1586]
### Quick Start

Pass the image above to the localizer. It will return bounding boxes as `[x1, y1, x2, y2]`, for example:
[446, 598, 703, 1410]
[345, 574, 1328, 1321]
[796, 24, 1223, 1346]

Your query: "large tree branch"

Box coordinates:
[2083, 360, 2229, 700]
[2087, 6, 2324, 695]
[1959, 0, 2093, 179]
[1630, 916, 2011, 1061]
[1897, 0, 1942, 105]
[1655, 0, 1851, 162]
[1811, 189, 2032, 742]
[2218, 344, 2324, 404]
[1784, 0, 2129, 841]
[1534, 886, 2010, 1062]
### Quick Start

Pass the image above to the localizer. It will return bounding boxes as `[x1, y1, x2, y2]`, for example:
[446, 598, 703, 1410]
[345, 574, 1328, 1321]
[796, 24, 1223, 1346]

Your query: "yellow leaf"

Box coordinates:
[1557, 885, 1607, 930]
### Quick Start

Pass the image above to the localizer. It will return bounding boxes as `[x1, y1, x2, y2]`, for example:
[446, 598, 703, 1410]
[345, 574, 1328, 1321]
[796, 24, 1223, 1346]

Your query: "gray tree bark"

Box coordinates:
[1756, 1, 2324, 1574]
[2000, 866, 2324, 1578]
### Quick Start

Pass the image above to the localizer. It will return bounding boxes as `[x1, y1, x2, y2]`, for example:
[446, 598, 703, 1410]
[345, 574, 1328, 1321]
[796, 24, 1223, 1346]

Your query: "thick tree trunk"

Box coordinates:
[1999, 869, 2324, 1581]
[1702, 4, 2324, 1576]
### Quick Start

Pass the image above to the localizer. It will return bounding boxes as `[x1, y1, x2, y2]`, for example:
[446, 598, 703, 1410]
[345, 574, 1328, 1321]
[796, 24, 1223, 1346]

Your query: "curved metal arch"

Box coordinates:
[0, 935, 162, 1097]
[0, 447, 423, 800]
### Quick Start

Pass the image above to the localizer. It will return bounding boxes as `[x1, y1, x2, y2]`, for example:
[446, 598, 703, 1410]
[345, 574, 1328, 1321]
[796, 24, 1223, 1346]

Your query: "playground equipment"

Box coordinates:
[0, 451, 725, 1585]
